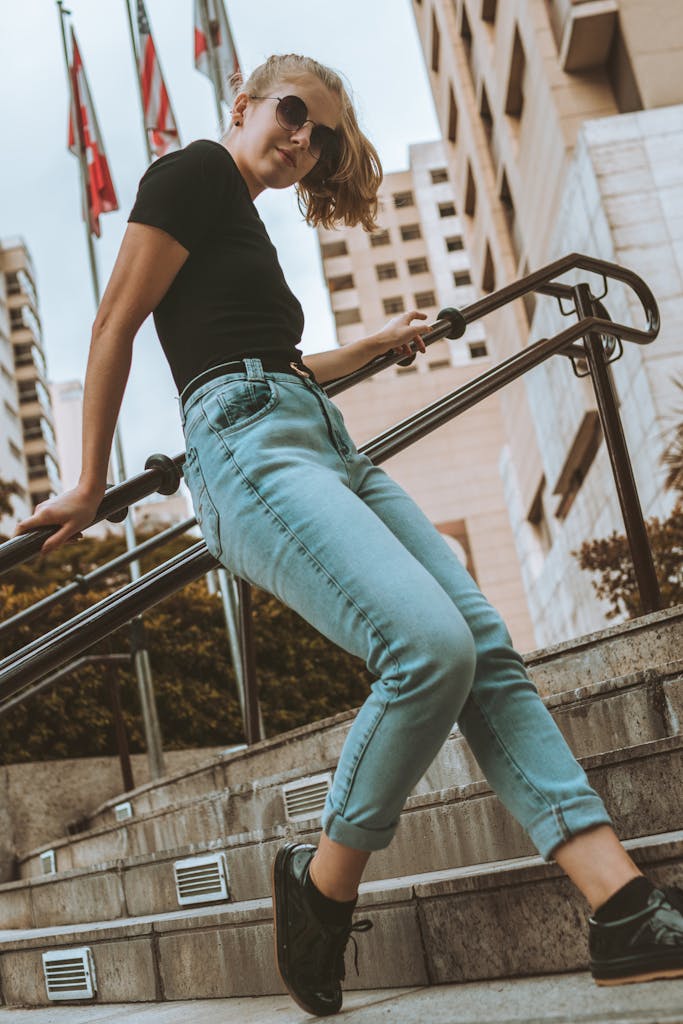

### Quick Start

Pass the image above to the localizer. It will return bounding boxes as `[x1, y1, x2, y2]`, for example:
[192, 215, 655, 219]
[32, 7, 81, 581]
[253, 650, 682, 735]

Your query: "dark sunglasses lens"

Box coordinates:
[312, 126, 340, 165]
[277, 95, 307, 131]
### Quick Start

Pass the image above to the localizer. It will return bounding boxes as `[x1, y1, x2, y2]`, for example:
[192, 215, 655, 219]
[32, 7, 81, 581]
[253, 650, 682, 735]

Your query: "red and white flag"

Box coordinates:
[136, 0, 181, 158]
[194, 0, 240, 104]
[67, 28, 119, 238]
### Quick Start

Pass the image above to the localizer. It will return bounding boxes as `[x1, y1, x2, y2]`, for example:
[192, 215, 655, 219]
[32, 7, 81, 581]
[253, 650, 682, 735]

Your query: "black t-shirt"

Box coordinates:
[127, 139, 306, 393]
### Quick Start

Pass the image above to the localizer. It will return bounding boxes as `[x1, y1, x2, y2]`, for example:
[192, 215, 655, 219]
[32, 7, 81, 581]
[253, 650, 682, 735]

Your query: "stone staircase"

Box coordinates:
[0, 606, 681, 1008]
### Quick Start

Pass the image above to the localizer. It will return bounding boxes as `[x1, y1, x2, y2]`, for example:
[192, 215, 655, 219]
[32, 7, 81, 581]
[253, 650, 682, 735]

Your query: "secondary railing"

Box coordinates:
[0, 252, 663, 758]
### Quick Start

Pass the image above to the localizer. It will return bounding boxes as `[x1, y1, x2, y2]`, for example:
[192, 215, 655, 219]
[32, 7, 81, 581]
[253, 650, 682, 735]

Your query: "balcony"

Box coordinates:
[547, 0, 618, 72]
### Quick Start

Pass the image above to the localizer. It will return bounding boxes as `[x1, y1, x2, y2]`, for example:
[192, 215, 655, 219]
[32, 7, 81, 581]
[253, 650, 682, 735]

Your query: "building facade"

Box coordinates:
[0, 238, 61, 535]
[317, 141, 536, 650]
[411, 0, 683, 643]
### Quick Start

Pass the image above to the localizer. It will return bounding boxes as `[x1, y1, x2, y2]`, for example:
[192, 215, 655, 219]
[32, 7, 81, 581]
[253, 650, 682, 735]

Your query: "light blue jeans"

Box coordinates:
[180, 357, 613, 858]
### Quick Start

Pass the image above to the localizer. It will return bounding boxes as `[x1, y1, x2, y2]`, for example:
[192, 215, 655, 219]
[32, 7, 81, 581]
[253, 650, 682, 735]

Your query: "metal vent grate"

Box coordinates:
[114, 801, 133, 821]
[283, 773, 332, 822]
[174, 853, 229, 907]
[40, 850, 56, 875]
[42, 947, 96, 1001]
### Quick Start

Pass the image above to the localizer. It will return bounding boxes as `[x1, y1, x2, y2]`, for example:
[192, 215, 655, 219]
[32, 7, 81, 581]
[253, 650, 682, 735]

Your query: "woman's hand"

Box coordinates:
[367, 310, 431, 363]
[12, 484, 105, 555]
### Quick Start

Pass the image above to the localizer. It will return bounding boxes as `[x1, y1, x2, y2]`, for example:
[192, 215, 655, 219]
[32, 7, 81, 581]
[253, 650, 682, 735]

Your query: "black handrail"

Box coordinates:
[0, 253, 657, 577]
[0, 253, 664, 740]
[0, 516, 197, 641]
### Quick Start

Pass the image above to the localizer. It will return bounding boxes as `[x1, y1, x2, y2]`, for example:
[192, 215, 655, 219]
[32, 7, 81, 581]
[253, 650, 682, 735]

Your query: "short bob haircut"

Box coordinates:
[225, 54, 383, 232]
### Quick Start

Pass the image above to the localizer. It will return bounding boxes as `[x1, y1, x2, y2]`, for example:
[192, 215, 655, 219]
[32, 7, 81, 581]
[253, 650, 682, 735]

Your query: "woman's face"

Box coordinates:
[226, 73, 342, 199]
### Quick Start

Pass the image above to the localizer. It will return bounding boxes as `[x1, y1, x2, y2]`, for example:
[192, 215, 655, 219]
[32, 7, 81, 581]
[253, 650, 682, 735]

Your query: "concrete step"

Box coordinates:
[15, 664, 682, 880]
[0, 831, 680, 1008]
[2, 972, 683, 1024]
[50, 607, 683, 841]
[3, 733, 681, 928]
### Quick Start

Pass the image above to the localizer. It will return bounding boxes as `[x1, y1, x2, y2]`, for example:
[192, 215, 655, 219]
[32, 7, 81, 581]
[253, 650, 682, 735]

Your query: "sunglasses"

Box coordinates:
[249, 94, 340, 168]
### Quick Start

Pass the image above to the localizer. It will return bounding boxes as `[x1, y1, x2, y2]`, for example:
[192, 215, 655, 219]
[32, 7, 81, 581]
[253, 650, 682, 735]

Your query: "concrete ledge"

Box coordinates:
[0, 832, 680, 1006]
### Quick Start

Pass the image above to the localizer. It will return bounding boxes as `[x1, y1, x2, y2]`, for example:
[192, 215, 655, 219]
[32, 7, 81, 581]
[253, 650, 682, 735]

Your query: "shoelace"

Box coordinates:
[331, 918, 374, 982]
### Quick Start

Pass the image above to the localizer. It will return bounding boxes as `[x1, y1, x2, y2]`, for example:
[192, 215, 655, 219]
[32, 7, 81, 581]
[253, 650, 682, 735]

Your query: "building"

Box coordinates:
[0, 237, 60, 534]
[317, 141, 536, 650]
[410, 0, 683, 643]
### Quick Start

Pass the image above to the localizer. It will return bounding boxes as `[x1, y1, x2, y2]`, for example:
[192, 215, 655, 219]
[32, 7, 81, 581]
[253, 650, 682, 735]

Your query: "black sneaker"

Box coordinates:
[272, 842, 373, 1016]
[589, 883, 683, 985]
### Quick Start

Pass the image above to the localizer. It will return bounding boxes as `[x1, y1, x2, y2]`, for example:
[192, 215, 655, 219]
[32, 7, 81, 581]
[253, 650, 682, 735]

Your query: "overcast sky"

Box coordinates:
[0, 0, 440, 480]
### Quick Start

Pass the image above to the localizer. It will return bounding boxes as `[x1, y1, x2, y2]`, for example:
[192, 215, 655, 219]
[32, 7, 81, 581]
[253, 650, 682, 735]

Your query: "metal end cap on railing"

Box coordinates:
[144, 453, 183, 496]
[437, 307, 467, 340]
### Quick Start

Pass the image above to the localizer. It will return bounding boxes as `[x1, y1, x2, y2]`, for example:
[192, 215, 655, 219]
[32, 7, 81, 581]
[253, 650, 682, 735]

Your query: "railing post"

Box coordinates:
[106, 664, 135, 793]
[573, 283, 662, 614]
[235, 577, 262, 745]
[129, 616, 166, 780]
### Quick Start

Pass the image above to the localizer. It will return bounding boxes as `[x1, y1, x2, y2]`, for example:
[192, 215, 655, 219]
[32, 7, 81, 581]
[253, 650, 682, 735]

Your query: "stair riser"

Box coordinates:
[6, 740, 681, 928]
[1, 850, 680, 1006]
[81, 611, 683, 834]
[20, 676, 682, 878]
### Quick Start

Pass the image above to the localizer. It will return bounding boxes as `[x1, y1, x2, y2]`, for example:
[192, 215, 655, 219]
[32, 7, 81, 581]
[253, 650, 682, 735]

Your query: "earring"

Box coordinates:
[234, 120, 241, 126]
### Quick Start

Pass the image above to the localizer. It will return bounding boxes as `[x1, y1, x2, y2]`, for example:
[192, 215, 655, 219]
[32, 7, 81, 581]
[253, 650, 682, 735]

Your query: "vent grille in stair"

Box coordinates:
[40, 850, 56, 875]
[282, 773, 332, 822]
[114, 801, 133, 821]
[174, 853, 230, 907]
[42, 947, 96, 1001]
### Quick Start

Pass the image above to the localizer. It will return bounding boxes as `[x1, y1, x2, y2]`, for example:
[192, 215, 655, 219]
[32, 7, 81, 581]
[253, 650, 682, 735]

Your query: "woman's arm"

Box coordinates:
[13, 223, 190, 553]
[305, 310, 431, 385]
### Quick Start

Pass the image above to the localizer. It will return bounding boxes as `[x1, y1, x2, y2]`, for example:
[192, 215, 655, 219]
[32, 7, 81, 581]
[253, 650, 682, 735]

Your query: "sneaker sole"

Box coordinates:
[272, 843, 333, 1017]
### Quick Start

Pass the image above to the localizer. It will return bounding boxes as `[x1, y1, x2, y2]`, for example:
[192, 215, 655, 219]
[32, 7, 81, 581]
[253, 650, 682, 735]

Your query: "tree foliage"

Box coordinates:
[0, 517, 372, 764]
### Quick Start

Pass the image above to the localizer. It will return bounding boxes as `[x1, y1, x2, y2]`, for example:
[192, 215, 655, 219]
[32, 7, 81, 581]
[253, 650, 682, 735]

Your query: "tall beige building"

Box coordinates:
[410, 0, 683, 643]
[318, 141, 536, 649]
[0, 238, 60, 535]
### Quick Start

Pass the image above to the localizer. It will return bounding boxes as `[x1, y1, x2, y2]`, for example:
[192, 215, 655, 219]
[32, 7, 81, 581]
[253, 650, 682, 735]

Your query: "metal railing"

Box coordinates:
[0, 253, 663, 757]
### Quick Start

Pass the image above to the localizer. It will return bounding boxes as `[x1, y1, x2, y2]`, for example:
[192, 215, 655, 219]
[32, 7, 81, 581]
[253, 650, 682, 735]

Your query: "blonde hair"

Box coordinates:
[227, 54, 383, 232]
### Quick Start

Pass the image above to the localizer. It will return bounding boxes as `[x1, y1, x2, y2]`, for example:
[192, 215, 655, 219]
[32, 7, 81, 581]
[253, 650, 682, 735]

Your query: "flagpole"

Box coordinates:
[56, 0, 166, 782]
[123, 0, 154, 164]
[57, 2, 100, 307]
[200, 0, 226, 133]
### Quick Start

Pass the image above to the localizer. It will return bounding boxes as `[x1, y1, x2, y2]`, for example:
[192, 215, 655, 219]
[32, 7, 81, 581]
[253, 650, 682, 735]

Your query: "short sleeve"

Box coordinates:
[127, 141, 230, 252]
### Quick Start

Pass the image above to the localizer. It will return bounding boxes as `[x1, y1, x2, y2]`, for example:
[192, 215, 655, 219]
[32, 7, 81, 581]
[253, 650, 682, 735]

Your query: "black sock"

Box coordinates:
[594, 876, 657, 922]
[304, 868, 357, 926]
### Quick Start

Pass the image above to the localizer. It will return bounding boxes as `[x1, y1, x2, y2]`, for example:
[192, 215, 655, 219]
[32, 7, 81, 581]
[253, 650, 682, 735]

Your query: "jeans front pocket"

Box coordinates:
[202, 377, 280, 437]
[182, 446, 223, 561]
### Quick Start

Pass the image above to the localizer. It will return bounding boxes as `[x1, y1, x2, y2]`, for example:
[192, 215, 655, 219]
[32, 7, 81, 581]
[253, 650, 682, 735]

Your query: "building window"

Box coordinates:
[461, 3, 472, 59]
[400, 224, 422, 241]
[8, 439, 22, 460]
[334, 308, 362, 326]
[528, 477, 552, 556]
[370, 229, 390, 247]
[521, 259, 537, 325]
[468, 342, 488, 358]
[482, 0, 497, 23]
[4, 399, 18, 421]
[321, 240, 348, 258]
[465, 162, 477, 216]
[407, 257, 429, 275]
[431, 9, 441, 72]
[439, 201, 456, 219]
[430, 168, 448, 184]
[553, 411, 602, 520]
[376, 262, 398, 281]
[454, 270, 472, 286]
[500, 169, 522, 263]
[480, 84, 493, 144]
[482, 241, 495, 293]
[328, 274, 355, 292]
[383, 297, 405, 315]
[415, 290, 436, 307]
[393, 190, 414, 209]
[448, 85, 458, 143]
[505, 25, 526, 118]
[446, 236, 464, 252]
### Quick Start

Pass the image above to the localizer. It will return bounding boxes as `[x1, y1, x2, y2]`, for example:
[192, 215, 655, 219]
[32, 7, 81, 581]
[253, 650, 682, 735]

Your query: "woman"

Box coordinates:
[15, 53, 683, 1017]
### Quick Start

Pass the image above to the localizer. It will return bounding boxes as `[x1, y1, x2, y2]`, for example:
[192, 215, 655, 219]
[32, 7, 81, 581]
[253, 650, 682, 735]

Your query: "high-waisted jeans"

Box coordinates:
[180, 357, 613, 858]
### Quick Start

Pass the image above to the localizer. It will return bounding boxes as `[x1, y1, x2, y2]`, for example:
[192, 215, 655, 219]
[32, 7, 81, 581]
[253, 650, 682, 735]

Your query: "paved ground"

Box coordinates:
[1, 972, 682, 1024]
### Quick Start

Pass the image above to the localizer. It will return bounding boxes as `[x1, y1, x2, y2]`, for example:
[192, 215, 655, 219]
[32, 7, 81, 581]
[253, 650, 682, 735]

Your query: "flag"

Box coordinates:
[67, 29, 119, 238]
[136, 0, 181, 158]
[194, 0, 240, 104]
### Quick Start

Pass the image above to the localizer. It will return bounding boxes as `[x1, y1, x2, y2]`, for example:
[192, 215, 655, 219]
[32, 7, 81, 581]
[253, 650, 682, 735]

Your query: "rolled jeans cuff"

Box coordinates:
[530, 794, 615, 862]
[323, 808, 397, 852]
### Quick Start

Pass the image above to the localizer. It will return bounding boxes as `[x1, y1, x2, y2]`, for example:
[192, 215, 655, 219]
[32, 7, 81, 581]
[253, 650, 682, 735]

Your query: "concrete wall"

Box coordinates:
[0, 747, 227, 882]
